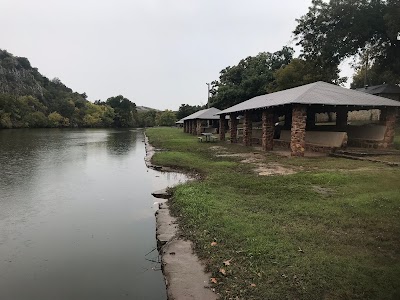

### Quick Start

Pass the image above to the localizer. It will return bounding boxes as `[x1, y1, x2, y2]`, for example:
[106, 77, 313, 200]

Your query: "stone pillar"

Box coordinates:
[262, 109, 274, 151]
[229, 113, 238, 143]
[290, 104, 307, 157]
[381, 108, 397, 147]
[192, 120, 195, 135]
[189, 120, 194, 134]
[196, 119, 202, 135]
[183, 121, 187, 133]
[191, 120, 195, 135]
[336, 108, 348, 130]
[219, 114, 226, 141]
[243, 111, 253, 146]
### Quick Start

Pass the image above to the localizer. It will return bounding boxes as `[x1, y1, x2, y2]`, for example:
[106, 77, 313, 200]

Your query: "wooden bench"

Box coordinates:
[197, 136, 204, 142]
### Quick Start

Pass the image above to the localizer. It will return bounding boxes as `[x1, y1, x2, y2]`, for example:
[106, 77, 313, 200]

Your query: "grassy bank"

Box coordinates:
[147, 127, 400, 300]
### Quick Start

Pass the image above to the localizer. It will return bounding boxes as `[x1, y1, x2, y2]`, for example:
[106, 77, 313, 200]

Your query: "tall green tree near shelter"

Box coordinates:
[294, 0, 400, 87]
[210, 47, 294, 109]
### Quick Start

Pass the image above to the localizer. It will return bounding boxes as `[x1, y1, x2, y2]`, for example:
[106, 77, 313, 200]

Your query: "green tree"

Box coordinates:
[210, 47, 294, 109]
[294, 0, 400, 86]
[79, 102, 115, 127]
[176, 104, 203, 120]
[155, 110, 176, 126]
[0, 111, 12, 128]
[268, 58, 345, 92]
[137, 110, 157, 127]
[48, 111, 69, 127]
[106, 95, 137, 127]
[23, 111, 48, 127]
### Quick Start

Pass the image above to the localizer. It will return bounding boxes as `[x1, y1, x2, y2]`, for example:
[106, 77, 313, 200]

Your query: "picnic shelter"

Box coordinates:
[217, 81, 400, 156]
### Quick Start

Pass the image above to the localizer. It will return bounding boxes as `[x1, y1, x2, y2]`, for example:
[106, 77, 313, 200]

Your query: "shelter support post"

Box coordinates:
[290, 104, 307, 157]
[191, 120, 195, 135]
[381, 107, 397, 147]
[219, 114, 226, 141]
[229, 113, 238, 143]
[243, 111, 252, 146]
[196, 119, 202, 135]
[184, 121, 187, 133]
[336, 108, 348, 130]
[262, 109, 274, 151]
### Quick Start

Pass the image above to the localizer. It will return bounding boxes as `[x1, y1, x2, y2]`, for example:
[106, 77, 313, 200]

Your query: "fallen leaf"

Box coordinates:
[210, 277, 217, 284]
[211, 241, 217, 246]
[223, 258, 232, 266]
[219, 268, 226, 276]
[250, 283, 256, 287]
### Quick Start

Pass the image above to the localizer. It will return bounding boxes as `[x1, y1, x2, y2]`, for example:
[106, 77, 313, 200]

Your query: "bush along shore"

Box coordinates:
[146, 127, 400, 300]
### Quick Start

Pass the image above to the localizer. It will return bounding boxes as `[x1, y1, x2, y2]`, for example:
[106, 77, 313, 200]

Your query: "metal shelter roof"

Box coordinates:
[356, 84, 400, 95]
[182, 107, 221, 120]
[218, 81, 400, 115]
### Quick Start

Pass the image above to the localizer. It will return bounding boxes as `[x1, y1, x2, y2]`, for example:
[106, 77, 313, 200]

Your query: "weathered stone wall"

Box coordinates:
[230, 113, 238, 143]
[382, 108, 397, 147]
[196, 119, 202, 135]
[274, 139, 339, 153]
[189, 120, 193, 134]
[219, 115, 225, 141]
[262, 109, 274, 151]
[243, 111, 252, 146]
[290, 104, 307, 156]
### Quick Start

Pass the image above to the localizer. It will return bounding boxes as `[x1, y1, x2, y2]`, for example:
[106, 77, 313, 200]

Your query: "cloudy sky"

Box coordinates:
[1, 0, 353, 110]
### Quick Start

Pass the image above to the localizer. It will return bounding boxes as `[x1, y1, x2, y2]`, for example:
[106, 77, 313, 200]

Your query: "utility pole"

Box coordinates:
[206, 83, 211, 108]
[364, 51, 369, 88]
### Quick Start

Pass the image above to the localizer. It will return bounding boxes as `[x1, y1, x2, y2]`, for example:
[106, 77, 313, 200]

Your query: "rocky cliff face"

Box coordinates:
[0, 64, 44, 97]
[0, 49, 88, 113]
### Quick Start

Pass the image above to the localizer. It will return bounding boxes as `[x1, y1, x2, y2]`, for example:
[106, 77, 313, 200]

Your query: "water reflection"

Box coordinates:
[0, 128, 187, 300]
[106, 129, 137, 156]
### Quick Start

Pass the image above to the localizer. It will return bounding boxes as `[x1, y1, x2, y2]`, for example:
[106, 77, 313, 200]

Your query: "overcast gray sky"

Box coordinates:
[1, 0, 352, 110]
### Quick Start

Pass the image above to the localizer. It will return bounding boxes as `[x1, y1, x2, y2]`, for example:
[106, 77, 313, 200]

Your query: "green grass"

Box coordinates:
[147, 127, 400, 300]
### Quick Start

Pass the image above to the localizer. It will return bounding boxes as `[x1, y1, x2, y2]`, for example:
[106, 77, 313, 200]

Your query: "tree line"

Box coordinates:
[175, 0, 399, 113]
[0, 50, 177, 129]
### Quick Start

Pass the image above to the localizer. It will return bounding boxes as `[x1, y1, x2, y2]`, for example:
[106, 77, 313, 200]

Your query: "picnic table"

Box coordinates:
[198, 133, 217, 142]
[202, 132, 213, 142]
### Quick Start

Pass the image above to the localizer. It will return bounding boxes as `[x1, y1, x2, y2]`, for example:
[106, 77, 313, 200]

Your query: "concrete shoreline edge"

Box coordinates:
[144, 133, 217, 300]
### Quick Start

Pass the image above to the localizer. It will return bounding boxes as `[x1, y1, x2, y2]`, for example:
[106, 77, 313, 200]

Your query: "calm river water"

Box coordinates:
[0, 129, 186, 300]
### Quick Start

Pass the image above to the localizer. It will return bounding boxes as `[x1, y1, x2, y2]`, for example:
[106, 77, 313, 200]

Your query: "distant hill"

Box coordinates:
[0, 49, 144, 129]
[0, 49, 87, 113]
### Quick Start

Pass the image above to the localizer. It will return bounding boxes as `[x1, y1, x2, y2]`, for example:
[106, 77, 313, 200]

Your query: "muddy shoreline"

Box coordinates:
[144, 134, 217, 300]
